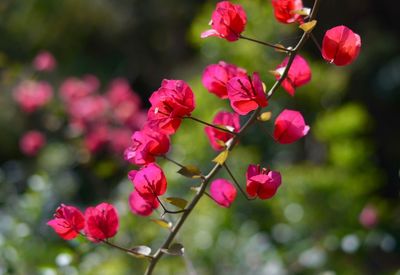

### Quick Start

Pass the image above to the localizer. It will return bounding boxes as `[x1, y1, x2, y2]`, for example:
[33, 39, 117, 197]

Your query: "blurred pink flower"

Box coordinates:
[33, 51, 57, 72]
[359, 204, 378, 229]
[13, 80, 53, 113]
[20, 130, 46, 156]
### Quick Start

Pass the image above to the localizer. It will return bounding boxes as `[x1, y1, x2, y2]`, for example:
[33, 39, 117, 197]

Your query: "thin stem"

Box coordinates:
[162, 155, 186, 169]
[240, 35, 292, 53]
[223, 162, 255, 201]
[145, 1, 321, 273]
[185, 116, 237, 135]
[310, 33, 322, 52]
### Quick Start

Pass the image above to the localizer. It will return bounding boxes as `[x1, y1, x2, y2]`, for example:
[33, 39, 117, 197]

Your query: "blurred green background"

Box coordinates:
[1, 0, 399, 274]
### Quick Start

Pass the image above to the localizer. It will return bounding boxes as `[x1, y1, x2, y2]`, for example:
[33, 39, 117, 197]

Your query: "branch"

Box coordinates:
[145, 1, 320, 273]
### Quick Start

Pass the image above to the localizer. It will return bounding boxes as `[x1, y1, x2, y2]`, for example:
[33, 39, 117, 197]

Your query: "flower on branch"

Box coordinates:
[271, 0, 305, 24]
[124, 127, 170, 166]
[85, 203, 119, 242]
[128, 163, 168, 197]
[205, 111, 240, 151]
[273, 109, 310, 144]
[210, 179, 237, 208]
[47, 204, 85, 240]
[227, 72, 268, 115]
[129, 190, 159, 217]
[246, 164, 282, 200]
[202, 61, 247, 99]
[147, 79, 195, 135]
[201, 1, 247, 42]
[322, 25, 361, 66]
[275, 54, 311, 96]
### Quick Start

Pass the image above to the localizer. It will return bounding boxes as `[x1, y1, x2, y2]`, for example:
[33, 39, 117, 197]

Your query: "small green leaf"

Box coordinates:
[213, 150, 229, 165]
[258, 112, 272, 122]
[177, 165, 202, 178]
[299, 20, 317, 32]
[165, 197, 188, 209]
[129, 246, 152, 258]
[151, 219, 172, 229]
[161, 243, 184, 256]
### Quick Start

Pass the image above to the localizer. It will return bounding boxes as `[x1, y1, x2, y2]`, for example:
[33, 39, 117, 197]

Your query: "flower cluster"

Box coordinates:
[61, 76, 146, 154]
[47, 203, 119, 242]
[14, 52, 147, 157]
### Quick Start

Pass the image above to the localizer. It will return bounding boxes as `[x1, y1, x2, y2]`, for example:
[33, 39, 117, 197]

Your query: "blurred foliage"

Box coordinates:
[1, 0, 400, 275]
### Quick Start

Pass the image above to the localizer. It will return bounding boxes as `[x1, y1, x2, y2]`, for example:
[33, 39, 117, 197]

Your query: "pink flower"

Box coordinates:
[147, 79, 195, 135]
[84, 203, 119, 242]
[20, 131, 46, 156]
[83, 125, 109, 153]
[60, 76, 99, 103]
[128, 163, 167, 197]
[227, 72, 268, 115]
[67, 95, 109, 127]
[108, 128, 132, 155]
[129, 191, 159, 217]
[47, 204, 85, 240]
[246, 164, 282, 200]
[271, 0, 304, 24]
[202, 61, 247, 99]
[13, 80, 53, 113]
[205, 111, 240, 151]
[275, 55, 311, 96]
[322, 25, 361, 66]
[106, 78, 142, 127]
[33, 51, 57, 72]
[201, 1, 247, 42]
[359, 205, 378, 229]
[124, 127, 170, 165]
[210, 179, 237, 208]
[273, 109, 310, 144]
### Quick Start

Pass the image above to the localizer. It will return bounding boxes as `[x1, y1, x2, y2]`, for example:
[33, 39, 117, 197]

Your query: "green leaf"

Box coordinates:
[151, 219, 172, 229]
[212, 150, 229, 165]
[129, 246, 152, 258]
[161, 243, 184, 256]
[165, 197, 188, 209]
[177, 165, 202, 178]
[299, 20, 317, 32]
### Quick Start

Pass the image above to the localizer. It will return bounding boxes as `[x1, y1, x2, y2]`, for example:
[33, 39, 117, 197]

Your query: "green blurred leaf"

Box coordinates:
[165, 197, 188, 210]
[177, 165, 202, 178]
[151, 219, 172, 229]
